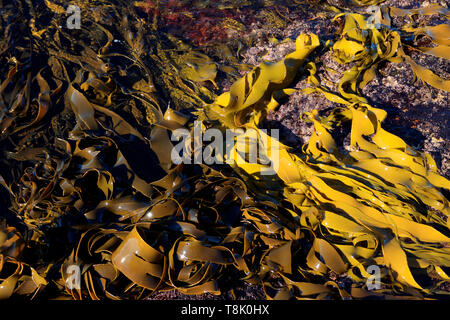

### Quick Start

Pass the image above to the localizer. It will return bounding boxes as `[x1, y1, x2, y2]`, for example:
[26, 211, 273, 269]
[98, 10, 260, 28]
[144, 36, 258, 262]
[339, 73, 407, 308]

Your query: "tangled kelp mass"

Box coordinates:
[0, 0, 449, 300]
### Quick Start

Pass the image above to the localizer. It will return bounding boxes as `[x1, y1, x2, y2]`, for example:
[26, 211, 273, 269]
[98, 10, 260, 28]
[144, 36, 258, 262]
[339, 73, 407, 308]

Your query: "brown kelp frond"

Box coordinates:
[0, 0, 449, 300]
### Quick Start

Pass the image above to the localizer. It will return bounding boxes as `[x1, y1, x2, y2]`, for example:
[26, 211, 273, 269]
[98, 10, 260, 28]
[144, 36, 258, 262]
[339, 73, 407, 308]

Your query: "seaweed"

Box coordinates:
[0, 0, 449, 300]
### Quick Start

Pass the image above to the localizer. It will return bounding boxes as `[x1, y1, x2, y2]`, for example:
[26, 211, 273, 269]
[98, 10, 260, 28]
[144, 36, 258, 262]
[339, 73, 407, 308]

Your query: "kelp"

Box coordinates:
[198, 34, 320, 128]
[303, 9, 450, 104]
[0, 0, 449, 300]
[197, 4, 450, 299]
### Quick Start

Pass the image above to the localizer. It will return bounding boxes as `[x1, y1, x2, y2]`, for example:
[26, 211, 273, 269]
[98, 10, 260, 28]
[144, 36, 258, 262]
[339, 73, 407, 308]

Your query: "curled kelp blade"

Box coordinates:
[0, 237, 49, 300]
[57, 165, 304, 299]
[305, 10, 450, 105]
[1, 0, 449, 301]
[199, 24, 449, 298]
[199, 34, 320, 128]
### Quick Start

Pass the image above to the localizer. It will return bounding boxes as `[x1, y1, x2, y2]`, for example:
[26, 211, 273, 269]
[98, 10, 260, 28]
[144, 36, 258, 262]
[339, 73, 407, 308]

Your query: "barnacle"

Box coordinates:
[0, 0, 449, 300]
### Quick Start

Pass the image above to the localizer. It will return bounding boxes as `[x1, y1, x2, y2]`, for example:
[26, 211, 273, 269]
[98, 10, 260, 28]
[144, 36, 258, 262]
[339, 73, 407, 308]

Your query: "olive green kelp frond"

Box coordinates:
[310, 11, 450, 105]
[200, 18, 450, 297]
[199, 34, 320, 128]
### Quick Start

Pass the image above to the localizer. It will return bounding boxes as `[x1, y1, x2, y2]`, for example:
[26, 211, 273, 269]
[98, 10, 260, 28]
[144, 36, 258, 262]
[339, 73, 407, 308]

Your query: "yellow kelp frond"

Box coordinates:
[177, 51, 218, 86]
[305, 10, 450, 107]
[389, 3, 449, 18]
[200, 34, 320, 128]
[389, 4, 450, 64]
[402, 23, 450, 60]
[202, 22, 450, 297]
[311, 12, 401, 103]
